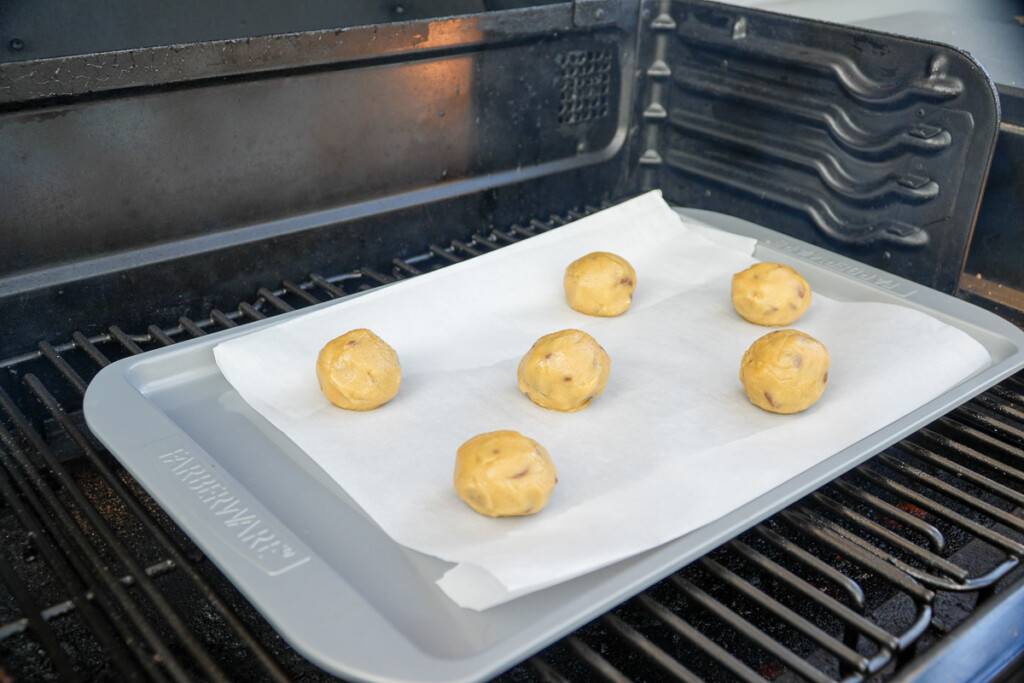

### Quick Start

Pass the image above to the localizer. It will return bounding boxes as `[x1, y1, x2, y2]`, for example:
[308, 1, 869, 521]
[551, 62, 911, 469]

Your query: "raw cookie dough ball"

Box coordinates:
[564, 251, 637, 317]
[316, 329, 401, 411]
[732, 262, 812, 326]
[518, 329, 611, 412]
[740, 329, 830, 414]
[454, 430, 558, 517]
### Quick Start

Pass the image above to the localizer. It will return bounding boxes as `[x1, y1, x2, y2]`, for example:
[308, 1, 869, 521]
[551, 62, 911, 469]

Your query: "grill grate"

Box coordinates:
[1, 208, 1023, 682]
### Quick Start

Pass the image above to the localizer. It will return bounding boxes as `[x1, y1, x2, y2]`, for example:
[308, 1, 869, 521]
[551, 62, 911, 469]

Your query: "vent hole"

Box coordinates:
[556, 49, 613, 125]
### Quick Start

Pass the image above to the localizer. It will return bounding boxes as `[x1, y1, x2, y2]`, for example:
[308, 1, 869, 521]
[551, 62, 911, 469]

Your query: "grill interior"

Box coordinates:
[2, 1, 1022, 680]
[639, 1, 998, 295]
[1, 207, 1023, 682]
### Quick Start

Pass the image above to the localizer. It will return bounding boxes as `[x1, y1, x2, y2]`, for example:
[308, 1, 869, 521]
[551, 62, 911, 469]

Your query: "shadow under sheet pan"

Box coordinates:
[83, 205, 1024, 683]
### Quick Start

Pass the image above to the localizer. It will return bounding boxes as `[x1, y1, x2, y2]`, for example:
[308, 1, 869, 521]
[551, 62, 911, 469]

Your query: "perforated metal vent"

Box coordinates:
[557, 49, 613, 125]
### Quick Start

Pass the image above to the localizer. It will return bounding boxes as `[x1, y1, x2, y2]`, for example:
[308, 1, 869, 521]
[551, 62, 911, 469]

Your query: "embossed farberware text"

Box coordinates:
[155, 444, 310, 575]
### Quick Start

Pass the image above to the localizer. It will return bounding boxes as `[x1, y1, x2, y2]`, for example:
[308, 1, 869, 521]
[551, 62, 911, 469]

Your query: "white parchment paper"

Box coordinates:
[213, 191, 991, 609]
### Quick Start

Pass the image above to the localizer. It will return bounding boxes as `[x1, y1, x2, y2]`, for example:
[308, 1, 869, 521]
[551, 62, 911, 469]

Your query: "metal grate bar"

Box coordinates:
[0, 470, 145, 681]
[953, 404, 1024, 449]
[282, 280, 321, 306]
[526, 655, 573, 683]
[600, 611, 704, 682]
[974, 393, 1024, 424]
[0, 427, 163, 681]
[853, 464, 1024, 557]
[777, 508, 934, 604]
[915, 426, 1024, 491]
[992, 384, 1024, 406]
[879, 450, 1024, 539]
[697, 556, 869, 673]
[147, 324, 177, 347]
[428, 244, 463, 264]
[71, 331, 112, 367]
[209, 308, 239, 328]
[670, 574, 836, 683]
[37, 341, 89, 395]
[451, 239, 483, 258]
[919, 425, 1024, 486]
[392, 258, 422, 277]
[827, 478, 945, 553]
[902, 439, 1024, 509]
[22, 367, 293, 682]
[359, 266, 395, 285]
[4, 379, 228, 683]
[634, 592, 765, 683]
[509, 223, 537, 238]
[257, 287, 293, 313]
[792, 504, 974, 593]
[562, 634, 632, 682]
[806, 493, 968, 581]
[309, 273, 347, 298]
[238, 302, 265, 321]
[724, 539, 898, 651]
[486, 229, 519, 245]
[749, 524, 867, 611]
[0, 558, 176, 640]
[469, 234, 503, 251]
[108, 326, 145, 355]
[0, 514, 79, 681]
[177, 316, 209, 337]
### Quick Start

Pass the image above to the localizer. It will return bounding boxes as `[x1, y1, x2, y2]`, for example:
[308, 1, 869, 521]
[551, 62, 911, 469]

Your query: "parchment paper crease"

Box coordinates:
[213, 191, 991, 609]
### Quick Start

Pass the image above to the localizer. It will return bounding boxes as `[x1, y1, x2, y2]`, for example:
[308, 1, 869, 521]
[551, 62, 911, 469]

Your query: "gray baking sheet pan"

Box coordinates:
[84, 208, 1024, 683]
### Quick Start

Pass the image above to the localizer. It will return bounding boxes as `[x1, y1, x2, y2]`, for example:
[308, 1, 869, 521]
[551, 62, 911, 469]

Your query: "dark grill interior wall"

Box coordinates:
[637, 0, 999, 294]
[0, 3, 637, 358]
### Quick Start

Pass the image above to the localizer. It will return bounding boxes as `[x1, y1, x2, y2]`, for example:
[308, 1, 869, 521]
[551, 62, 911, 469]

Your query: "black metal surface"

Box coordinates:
[1, 210, 1023, 682]
[840, 9, 1024, 329]
[0, 15, 623, 275]
[959, 87, 1024, 329]
[0, 0, 500, 64]
[0, 2, 637, 361]
[637, 0, 1001, 294]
